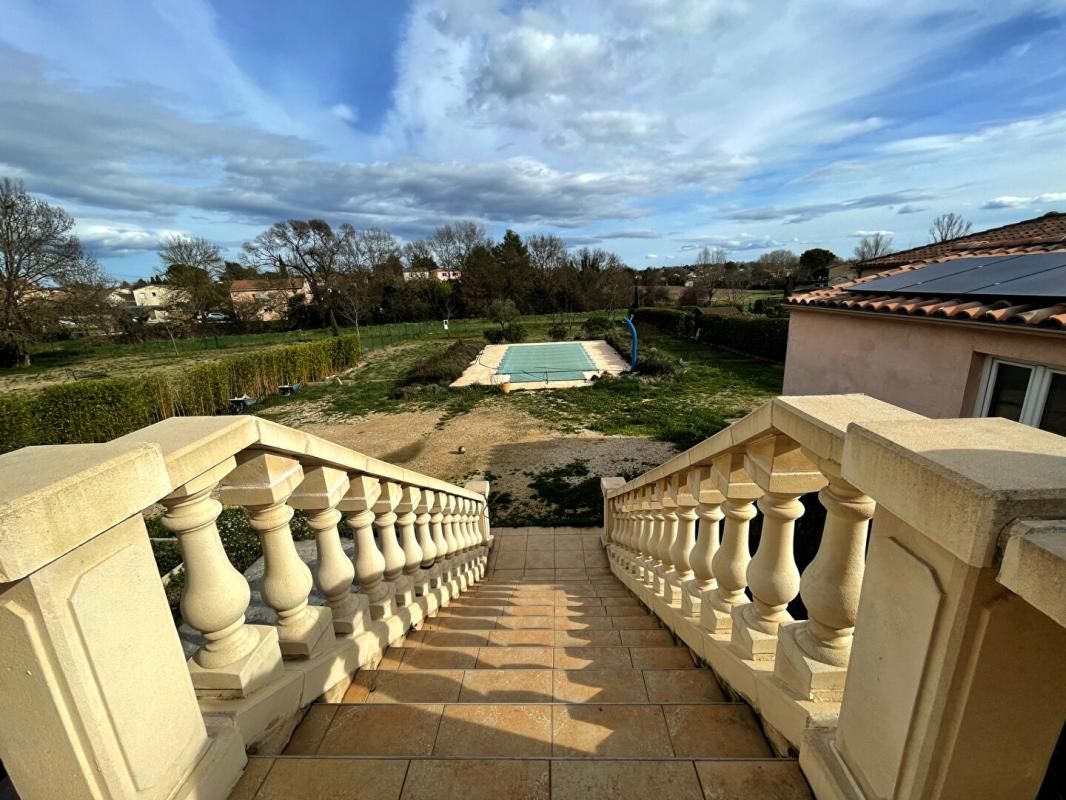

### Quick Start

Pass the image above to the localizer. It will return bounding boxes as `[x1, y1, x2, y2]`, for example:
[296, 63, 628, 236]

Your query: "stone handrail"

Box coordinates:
[0, 415, 492, 800]
[602, 394, 1066, 800]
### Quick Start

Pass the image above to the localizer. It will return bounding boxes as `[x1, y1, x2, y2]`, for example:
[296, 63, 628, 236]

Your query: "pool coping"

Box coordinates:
[450, 340, 630, 389]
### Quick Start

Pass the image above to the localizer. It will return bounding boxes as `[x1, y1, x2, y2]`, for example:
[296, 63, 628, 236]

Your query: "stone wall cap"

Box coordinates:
[997, 519, 1066, 628]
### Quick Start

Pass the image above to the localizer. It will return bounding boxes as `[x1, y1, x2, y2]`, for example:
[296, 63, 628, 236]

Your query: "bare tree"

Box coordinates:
[853, 232, 895, 262]
[428, 221, 489, 270]
[929, 212, 972, 243]
[0, 178, 105, 365]
[158, 234, 223, 277]
[348, 227, 399, 269]
[526, 234, 568, 271]
[755, 249, 799, 285]
[401, 239, 435, 269]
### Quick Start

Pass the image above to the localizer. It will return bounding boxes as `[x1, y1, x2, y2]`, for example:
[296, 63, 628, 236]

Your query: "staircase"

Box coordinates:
[232, 528, 810, 800]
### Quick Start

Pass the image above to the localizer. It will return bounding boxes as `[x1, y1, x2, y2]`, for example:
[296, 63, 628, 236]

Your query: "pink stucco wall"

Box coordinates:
[783, 308, 1066, 419]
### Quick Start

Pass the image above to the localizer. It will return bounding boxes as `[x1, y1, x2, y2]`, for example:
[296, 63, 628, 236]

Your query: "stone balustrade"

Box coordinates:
[602, 394, 1066, 800]
[0, 415, 491, 800]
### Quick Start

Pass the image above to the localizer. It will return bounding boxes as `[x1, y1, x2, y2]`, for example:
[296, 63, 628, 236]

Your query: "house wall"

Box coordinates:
[783, 308, 1066, 418]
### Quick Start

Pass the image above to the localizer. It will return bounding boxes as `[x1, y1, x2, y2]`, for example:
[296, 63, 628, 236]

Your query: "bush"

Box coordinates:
[0, 334, 362, 453]
[604, 330, 676, 376]
[547, 322, 569, 341]
[699, 315, 789, 361]
[631, 307, 699, 337]
[398, 339, 482, 389]
[581, 316, 612, 338]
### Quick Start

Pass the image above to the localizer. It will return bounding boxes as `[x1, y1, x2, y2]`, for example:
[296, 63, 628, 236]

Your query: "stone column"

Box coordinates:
[429, 492, 448, 590]
[289, 466, 369, 636]
[730, 435, 826, 661]
[338, 476, 394, 620]
[643, 492, 665, 588]
[635, 493, 655, 579]
[776, 469, 874, 701]
[160, 458, 285, 695]
[221, 452, 333, 659]
[393, 485, 423, 608]
[666, 480, 699, 606]
[682, 466, 724, 618]
[373, 481, 410, 607]
[442, 494, 461, 588]
[702, 451, 762, 635]
[656, 482, 680, 597]
[414, 489, 436, 596]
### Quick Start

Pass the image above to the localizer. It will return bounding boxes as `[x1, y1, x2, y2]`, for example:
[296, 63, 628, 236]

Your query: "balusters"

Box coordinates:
[731, 435, 826, 661]
[429, 492, 448, 590]
[702, 451, 761, 635]
[666, 478, 698, 606]
[220, 452, 333, 659]
[656, 481, 679, 597]
[636, 492, 655, 579]
[159, 457, 285, 694]
[415, 489, 436, 596]
[474, 499, 490, 580]
[339, 476, 394, 620]
[644, 491, 664, 587]
[289, 466, 368, 636]
[682, 467, 724, 618]
[394, 485, 422, 607]
[442, 495, 460, 589]
[373, 481, 410, 607]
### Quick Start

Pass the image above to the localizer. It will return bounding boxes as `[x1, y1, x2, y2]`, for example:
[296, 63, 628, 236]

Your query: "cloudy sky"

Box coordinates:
[3, 0, 1066, 279]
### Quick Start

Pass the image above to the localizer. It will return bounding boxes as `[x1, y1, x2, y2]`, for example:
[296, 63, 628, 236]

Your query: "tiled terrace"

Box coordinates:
[231, 528, 810, 800]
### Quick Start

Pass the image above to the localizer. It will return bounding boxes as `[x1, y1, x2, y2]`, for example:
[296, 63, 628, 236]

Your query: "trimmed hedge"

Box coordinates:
[0, 334, 361, 453]
[631, 306, 788, 362]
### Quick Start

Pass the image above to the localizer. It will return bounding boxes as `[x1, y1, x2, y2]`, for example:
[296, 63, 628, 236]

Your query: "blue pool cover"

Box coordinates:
[497, 343, 597, 383]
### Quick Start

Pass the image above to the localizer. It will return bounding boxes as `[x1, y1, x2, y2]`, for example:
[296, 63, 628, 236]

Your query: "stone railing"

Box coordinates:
[602, 394, 1066, 800]
[0, 415, 491, 800]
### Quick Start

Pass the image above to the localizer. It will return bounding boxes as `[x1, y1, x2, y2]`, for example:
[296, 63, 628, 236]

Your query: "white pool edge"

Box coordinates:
[450, 339, 629, 388]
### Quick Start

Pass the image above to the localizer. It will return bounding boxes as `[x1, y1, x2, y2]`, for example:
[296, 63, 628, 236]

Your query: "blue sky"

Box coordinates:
[2, 0, 1066, 280]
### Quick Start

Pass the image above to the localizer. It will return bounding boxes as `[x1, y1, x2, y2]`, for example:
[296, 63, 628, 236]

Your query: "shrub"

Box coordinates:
[547, 322, 569, 341]
[631, 307, 699, 337]
[581, 315, 612, 338]
[699, 315, 789, 361]
[399, 340, 482, 388]
[502, 323, 527, 343]
[0, 334, 361, 453]
[484, 328, 503, 344]
[604, 330, 676, 376]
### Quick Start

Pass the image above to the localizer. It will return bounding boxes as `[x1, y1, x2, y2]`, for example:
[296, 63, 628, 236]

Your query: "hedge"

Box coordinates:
[0, 334, 361, 453]
[631, 306, 788, 362]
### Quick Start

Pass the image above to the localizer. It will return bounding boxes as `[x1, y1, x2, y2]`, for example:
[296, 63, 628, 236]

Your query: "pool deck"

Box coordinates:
[451, 340, 629, 389]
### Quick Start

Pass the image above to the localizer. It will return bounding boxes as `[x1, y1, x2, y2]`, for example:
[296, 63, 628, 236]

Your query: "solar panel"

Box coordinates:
[852, 252, 1066, 299]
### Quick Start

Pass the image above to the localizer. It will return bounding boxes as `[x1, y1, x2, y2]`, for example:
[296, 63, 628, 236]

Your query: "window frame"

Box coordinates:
[977, 357, 1066, 429]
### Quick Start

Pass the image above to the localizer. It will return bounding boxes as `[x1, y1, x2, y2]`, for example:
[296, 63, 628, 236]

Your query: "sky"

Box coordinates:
[3, 0, 1066, 280]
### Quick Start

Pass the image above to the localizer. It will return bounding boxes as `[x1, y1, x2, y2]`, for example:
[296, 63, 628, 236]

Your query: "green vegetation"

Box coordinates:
[0, 334, 360, 452]
[632, 306, 789, 362]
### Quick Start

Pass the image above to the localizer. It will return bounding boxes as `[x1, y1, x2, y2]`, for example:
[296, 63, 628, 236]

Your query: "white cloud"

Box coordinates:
[644, 253, 658, 259]
[981, 192, 1066, 209]
[850, 229, 894, 237]
[330, 103, 358, 123]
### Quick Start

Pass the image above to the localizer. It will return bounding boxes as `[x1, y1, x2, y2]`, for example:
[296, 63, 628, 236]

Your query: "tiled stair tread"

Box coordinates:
[234, 530, 811, 799]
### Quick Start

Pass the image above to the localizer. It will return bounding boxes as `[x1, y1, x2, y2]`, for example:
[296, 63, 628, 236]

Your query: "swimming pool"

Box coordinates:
[496, 342, 597, 383]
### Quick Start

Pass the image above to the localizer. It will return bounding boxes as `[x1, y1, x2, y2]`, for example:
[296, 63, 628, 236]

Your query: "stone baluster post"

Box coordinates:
[429, 492, 448, 590]
[636, 492, 655, 579]
[442, 495, 461, 590]
[220, 452, 333, 659]
[644, 490, 665, 587]
[682, 467, 724, 618]
[702, 451, 762, 635]
[731, 435, 826, 661]
[624, 502, 638, 571]
[456, 498, 473, 584]
[414, 489, 436, 597]
[338, 476, 394, 620]
[160, 457, 285, 695]
[666, 477, 699, 606]
[776, 466, 875, 701]
[654, 483, 678, 595]
[394, 484, 422, 608]
[289, 466, 369, 636]
[373, 481, 410, 607]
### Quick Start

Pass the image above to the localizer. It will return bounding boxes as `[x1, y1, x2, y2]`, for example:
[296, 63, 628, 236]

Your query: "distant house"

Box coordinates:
[132, 284, 184, 308]
[403, 268, 461, 283]
[229, 277, 311, 321]
[785, 212, 1066, 435]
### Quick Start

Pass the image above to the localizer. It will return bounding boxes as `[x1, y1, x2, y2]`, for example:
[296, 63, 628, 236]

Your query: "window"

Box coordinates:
[979, 358, 1066, 436]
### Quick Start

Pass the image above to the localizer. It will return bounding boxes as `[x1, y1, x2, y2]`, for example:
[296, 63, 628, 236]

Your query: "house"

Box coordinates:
[402, 267, 461, 282]
[132, 284, 184, 307]
[784, 212, 1066, 434]
[228, 277, 311, 321]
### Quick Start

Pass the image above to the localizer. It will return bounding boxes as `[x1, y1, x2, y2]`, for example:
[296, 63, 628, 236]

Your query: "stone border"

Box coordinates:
[451, 339, 629, 389]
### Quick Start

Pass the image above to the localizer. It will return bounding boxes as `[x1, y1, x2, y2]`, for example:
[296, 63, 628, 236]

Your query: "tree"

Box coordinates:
[428, 221, 489, 271]
[798, 248, 838, 283]
[755, 249, 799, 288]
[929, 213, 972, 243]
[853, 233, 894, 262]
[526, 234, 568, 271]
[487, 298, 519, 328]
[158, 234, 223, 277]
[0, 178, 105, 365]
[491, 230, 534, 308]
[156, 235, 226, 318]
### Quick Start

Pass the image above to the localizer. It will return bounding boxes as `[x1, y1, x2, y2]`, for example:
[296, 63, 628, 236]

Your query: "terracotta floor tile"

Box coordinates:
[283, 706, 337, 754]
[400, 647, 480, 670]
[400, 760, 550, 800]
[553, 616, 614, 630]
[620, 629, 675, 647]
[551, 704, 673, 757]
[628, 647, 696, 669]
[421, 632, 493, 648]
[551, 760, 704, 800]
[228, 757, 274, 800]
[489, 629, 555, 647]
[606, 606, 647, 616]
[552, 670, 649, 703]
[610, 615, 661, 630]
[556, 605, 607, 617]
[664, 706, 772, 758]
[553, 630, 622, 647]
[317, 704, 443, 756]
[525, 536, 554, 550]
[354, 670, 464, 703]
[459, 669, 554, 702]
[642, 670, 727, 703]
[434, 704, 552, 756]
[500, 605, 555, 617]
[252, 758, 409, 800]
[600, 597, 639, 606]
[694, 761, 812, 800]
[553, 647, 633, 670]
[375, 647, 406, 670]
[426, 616, 498, 631]
[495, 615, 555, 629]
[341, 679, 371, 703]
[475, 646, 555, 669]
